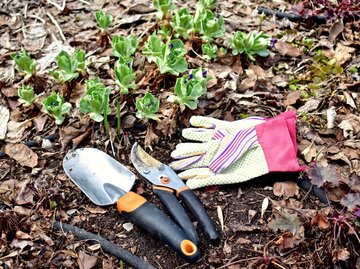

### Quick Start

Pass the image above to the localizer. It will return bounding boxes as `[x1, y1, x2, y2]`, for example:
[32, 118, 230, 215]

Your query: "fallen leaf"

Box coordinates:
[343, 91, 356, 109]
[16, 230, 32, 240]
[311, 211, 330, 230]
[5, 144, 38, 168]
[85, 207, 107, 214]
[338, 114, 360, 139]
[298, 98, 321, 113]
[223, 241, 232, 255]
[261, 197, 269, 219]
[334, 43, 355, 66]
[332, 248, 350, 262]
[307, 163, 340, 187]
[275, 41, 302, 57]
[329, 19, 344, 42]
[87, 244, 101, 251]
[248, 209, 257, 224]
[5, 120, 32, 143]
[217, 205, 224, 231]
[283, 91, 301, 106]
[273, 181, 299, 199]
[236, 237, 252, 244]
[0, 105, 10, 140]
[340, 193, 360, 211]
[77, 251, 97, 269]
[10, 239, 34, 250]
[15, 179, 35, 205]
[302, 141, 317, 163]
[275, 229, 304, 250]
[268, 212, 302, 235]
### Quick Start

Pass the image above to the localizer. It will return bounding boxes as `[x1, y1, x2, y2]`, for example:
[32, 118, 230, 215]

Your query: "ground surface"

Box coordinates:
[0, 0, 360, 268]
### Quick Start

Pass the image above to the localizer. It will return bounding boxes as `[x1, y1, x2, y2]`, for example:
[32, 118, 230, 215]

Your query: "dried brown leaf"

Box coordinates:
[85, 207, 107, 214]
[77, 251, 97, 269]
[329, 20, 344, 42]
[5, 120, 32, 143]
[334, 43, 355, 66]
[0, 105, 10, 139]
[283, 91, 300, 106]
[236, 237, 252, 244]
[217, 205, 224, 231]
[5, 143, 38, 168]
[311, 212, 330, 230]
[332, 248, 350, 262]
[273, 181, 299, 199]
[275, 41, 302, 57]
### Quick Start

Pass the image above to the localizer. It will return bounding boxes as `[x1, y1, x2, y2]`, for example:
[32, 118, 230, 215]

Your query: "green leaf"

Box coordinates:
[95, 10, 112, 31]
[193, 9, 225, 42]
[42, 92, 71, 125]
[153, 0, 174, 19]
[18, 84, 36, 106]
[228, 30, 270, 61]
[112, 35, 139, 61]
[114, 61, 136, 94]
[11, 51, 36, 79]
[79, 77, 110, 122]
[142, 33, 165, 63]
[135, 92, 160, 120]
[170, 8, 193, 39]
[156, 39, 188, 75]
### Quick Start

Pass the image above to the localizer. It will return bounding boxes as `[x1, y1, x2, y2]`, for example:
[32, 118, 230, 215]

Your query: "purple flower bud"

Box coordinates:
[356, 208, 360, 218]
[202, 70, 207, 78]
[269, 37, 277, 48]
[188, 74, 193, 80]
[169, 42, 174, 49]
[127, 62, 131, 67]
[216, 13, 221, 19]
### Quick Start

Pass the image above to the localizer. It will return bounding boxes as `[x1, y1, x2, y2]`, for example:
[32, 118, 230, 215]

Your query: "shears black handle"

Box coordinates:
[153, 187, 200, 245]
[178, 188, 220, 245]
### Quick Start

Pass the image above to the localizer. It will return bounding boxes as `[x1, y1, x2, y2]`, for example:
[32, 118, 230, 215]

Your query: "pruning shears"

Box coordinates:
[131, 143, 220, 246]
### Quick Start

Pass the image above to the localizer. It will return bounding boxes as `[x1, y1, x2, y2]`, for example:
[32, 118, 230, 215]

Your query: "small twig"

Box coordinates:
[216, 257, 260, 269]
[78, 0, 90, 4]
[47, 0, 66, 11]
[46, 12, 66, 42]
[28, 15, 46, 24]
[53, 221, 157, 269]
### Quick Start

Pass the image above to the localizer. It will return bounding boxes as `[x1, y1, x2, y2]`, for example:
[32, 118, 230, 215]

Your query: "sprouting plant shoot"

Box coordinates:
[168, 68, 209, 111]
[95, 10, 112, 32]
[198, 0, 217, 10]
[11, 51, 37, 80]
[114, 61, 136, 94]
[228, 31, 270, 61]
[18, 84, 36, 107]
[142, 33, 165, 63]
[112, 35, 139, 63]
[201, 43, 226, 61]
[170, 8, 193, 39]
[153, 0, 174, 20]
[135, 92, 160, 121]
[80, 77, 110, 122]
[51, 49, 86, 84]
[155, 39, 188, 75]
[193, 9, 225, 42]
[42, 92, 71, 125]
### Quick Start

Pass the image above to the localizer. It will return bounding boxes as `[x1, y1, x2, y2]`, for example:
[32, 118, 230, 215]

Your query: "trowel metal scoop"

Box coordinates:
[63, 148, 135, 206]
[62, 148, 200, 263]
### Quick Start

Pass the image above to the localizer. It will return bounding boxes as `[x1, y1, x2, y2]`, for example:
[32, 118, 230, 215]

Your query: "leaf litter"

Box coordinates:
[0, 0, 359, 268]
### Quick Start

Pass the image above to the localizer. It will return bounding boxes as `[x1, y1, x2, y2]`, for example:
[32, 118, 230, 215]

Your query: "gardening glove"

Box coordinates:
[181, 115, 265, 142]
[170, 112, 304, 189]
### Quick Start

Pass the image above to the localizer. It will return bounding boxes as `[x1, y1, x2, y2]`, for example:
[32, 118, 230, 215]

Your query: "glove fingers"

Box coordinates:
[170, 155, 205, 171]
[182, 128, 215, 142]
[177, 168, 213, 180]
[189, 116, 222, 128]
[171, 143, 208, 159]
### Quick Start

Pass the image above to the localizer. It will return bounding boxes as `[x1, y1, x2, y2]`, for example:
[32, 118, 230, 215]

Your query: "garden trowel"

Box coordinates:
[62, 148, 200, 263]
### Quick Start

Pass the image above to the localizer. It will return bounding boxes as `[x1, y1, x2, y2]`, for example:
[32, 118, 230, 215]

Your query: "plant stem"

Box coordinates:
[116, 95, 121, 139]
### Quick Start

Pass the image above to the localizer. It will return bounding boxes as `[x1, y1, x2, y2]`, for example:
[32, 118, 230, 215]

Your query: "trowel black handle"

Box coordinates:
[117, 191, 200, 263]
[178, 189, 220, 245]
[153, 187, 200, 246]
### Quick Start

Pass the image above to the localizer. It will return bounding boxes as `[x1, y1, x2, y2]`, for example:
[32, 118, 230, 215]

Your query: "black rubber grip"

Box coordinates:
[153, 188, 200, 245]
[179, 189, 220, 245]
[123, 201, 201, 263]
[297, 176, 329, 204]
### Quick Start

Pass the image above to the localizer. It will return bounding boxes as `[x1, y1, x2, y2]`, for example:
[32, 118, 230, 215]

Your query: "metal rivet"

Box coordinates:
[143, 169, 150, 174]
[158, 164, 165, 171]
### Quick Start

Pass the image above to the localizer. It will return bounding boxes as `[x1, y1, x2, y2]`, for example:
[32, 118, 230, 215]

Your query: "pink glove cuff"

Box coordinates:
[256, 112, 305, 173]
